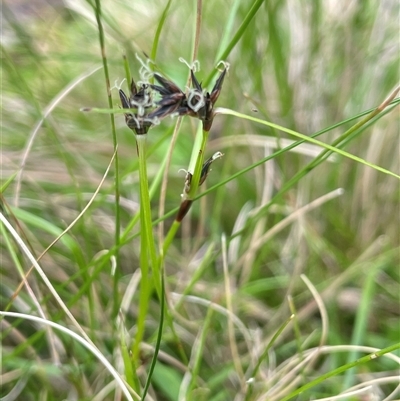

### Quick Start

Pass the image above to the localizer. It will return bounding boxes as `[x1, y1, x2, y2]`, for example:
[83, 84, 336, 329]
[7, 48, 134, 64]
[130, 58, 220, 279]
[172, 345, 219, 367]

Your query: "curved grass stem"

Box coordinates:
[280, 342, 400, 401]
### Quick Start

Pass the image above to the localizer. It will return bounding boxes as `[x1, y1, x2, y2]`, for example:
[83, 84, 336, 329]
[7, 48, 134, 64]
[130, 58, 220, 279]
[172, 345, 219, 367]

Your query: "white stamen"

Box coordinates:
[130, 115, 140, 129]
[129, 93, 152, 115]
[135, 53, 154, 70]
[111, 78, 126, 91]
[139, 69, 154, 82]
[216, 60, 230, 72]
[179, 57, 201, 72]
[211, 151, 224, 161]
[192, 60, 200, 72]
[135, 53, 155, 82]
[187, 90, 205, 112]
[144, 116, 160, 126]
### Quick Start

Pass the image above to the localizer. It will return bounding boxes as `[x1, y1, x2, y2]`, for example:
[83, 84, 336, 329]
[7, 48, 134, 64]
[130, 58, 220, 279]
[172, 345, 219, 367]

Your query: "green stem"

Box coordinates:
[93, 0, 121, 319]
[162, 220, 180, 257]
[161, 126, 209, 257]
[279, 343, 400, 401]
[150, 0, 172, 62]
[155, 126, 211, 366]
[188, 129, 209, 199]
[131, 199, 151, 389]
[245, 314, 294, 401]
[120, 321, 137, 390]
[187, 306, 215, 398]
[342, 263, 380, 390]
[141, 273, 166, 399]
[131, 135, 160, 388]
[122, 53, 131, 88]
[219, 108, 399, 179]
[217, 104, 400, 239]
[205, 0, 266, 86]
[136, 136, 161, 296]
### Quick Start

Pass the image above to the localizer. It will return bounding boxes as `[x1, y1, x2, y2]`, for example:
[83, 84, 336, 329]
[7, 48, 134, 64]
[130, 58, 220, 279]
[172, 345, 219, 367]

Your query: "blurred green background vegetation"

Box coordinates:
[1, 0, 399, 400]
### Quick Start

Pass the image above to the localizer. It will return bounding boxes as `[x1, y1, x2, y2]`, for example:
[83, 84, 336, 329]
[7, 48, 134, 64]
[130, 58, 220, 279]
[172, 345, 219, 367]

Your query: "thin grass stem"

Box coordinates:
[279, 343, 400, 401]
[204, 0, 266, 86]
[141, 273, 166, 399]
[93, 0, 121, 319]
[0, 311, 138, 401]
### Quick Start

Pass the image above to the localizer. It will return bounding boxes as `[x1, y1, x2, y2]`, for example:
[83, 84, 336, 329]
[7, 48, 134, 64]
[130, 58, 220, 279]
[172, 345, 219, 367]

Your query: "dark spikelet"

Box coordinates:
[150, 84, 171, 96]
[152, 74, 183, 95]
[120, 65, 227, 134]
[210, 68, 227, 104]
[199, 151, 224, 186]
[187, 67, 227, 131]
[150, 74, 187, 119]
[130, 79, 138, 96]
[147, 104, 179, 119]
[119, 80, 153, 135]
[156, 92, 186, 107]
[119, 90, 130, 109]
[190, 70, 203, 91]
[176, 199, 193, 222]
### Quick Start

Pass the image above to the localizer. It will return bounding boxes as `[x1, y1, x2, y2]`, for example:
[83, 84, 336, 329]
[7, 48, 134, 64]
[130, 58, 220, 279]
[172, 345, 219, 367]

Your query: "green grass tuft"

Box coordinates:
[2, 0, 399, 400]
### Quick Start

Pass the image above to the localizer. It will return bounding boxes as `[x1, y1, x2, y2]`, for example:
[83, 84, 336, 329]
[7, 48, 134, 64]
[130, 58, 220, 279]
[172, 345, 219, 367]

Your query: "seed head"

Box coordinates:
[150, 67, 227, 131]
[119, 79, 156, 135]
[149, 74, 187, 119]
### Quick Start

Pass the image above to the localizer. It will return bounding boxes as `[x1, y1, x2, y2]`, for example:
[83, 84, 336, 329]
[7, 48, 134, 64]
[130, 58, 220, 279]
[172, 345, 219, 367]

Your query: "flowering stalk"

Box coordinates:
[119, 63, 228, 260]
[119, 64, 227, 366]
[92, 0, 121, 320]
[162, 144, 224, 255]
[133, 134, 160, 367]
[175, 128, 208, 222]
[150, 66, 227, 224]
[119, 80, 161, 368]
